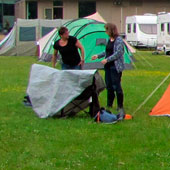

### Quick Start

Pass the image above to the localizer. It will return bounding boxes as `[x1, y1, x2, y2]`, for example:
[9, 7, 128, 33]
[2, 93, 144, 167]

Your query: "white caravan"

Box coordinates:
[157, 12, 170, 54]
[125, 14, 157, 47]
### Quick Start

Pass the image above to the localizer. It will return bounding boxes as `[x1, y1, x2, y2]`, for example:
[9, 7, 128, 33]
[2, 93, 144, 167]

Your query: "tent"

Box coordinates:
[149, 84, 170, 117]
[39, 17, 134, 69]
[84, 11, 106, 23]
[37, 28, 57, 57]
[0, 18, 69, 56]
[27, 64, 105, 118]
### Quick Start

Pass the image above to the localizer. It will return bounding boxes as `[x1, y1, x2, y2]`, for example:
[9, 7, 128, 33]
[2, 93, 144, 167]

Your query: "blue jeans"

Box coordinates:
[62, 63, 81, 70]
[105, 66, 123, 108]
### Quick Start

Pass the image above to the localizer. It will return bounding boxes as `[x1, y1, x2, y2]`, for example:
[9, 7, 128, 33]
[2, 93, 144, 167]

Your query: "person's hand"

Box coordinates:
[78, 59, 85, 69]
[52, 61, 57, 68]
[81, 59, 85, 64]
[91, 55, 98, 60]
[101, 59, 107, 65]
[78, 59, 84, 65]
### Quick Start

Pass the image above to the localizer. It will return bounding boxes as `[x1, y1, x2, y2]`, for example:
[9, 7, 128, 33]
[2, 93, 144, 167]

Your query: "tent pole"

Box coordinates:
[129, 55, 137, 69]
[132, 73, 170, 116]
[15, 20, 18, 56]
[120, 7, 123, 33]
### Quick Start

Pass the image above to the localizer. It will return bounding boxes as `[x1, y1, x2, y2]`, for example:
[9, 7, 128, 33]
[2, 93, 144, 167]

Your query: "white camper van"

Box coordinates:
[125, 14, 157, 47]
[157, 12, 170, 54]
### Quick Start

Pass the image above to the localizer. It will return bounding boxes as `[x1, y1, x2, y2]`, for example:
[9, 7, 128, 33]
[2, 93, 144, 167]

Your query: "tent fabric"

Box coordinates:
[149, 84, 170, 117]
[40, 15, 134, 70]
[37, 28, 57, 57]
[0, 0, 15, 4]
[39, 18, 107, 61]
[0, 24, 16, 55]
[0, 18, 69, 56]
[85, 12, 106, 23]
[123, 39, 136, 53]
[26, 64, 105, 118]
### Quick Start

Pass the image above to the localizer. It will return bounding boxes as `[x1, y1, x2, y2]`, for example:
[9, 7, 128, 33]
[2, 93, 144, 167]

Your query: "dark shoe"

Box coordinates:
[117, 108, 125, 121]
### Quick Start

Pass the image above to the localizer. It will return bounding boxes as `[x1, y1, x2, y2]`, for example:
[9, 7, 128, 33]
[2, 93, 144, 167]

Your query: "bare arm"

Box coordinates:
[76, 40, 85, 61]
[91, 52, 106, 60]
[52, 49, 58, 68]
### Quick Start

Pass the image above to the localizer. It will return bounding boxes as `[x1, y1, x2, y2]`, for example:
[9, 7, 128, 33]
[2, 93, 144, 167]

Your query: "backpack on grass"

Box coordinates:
[94, 108, 118, 124]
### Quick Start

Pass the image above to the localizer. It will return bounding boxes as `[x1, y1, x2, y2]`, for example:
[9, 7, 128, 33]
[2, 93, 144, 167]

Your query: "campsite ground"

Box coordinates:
[0, 51, 170, 170]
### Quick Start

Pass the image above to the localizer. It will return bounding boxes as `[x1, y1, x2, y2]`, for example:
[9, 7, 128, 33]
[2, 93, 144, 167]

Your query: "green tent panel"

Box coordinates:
[40, 18, 133, 69]
[0, 0, 15, 4]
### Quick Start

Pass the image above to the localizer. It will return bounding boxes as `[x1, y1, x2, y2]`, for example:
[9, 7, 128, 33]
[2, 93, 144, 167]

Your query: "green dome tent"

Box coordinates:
[40, 18, 134, 69]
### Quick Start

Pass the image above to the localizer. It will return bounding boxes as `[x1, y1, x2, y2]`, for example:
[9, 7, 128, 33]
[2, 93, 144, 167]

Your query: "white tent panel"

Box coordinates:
[0, 18, 69, 56]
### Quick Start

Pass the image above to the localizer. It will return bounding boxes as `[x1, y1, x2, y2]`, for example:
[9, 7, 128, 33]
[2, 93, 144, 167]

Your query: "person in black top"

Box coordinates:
[52, 27, 85, 70]
[92, 23, 125, 120]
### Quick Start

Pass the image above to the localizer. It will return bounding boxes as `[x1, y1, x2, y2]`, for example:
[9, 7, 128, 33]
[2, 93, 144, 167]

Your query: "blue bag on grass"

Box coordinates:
[94, 108, 118, 123]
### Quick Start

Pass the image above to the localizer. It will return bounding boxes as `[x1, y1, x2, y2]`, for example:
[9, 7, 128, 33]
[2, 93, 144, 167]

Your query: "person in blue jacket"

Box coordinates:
[92, 23, 125, 120]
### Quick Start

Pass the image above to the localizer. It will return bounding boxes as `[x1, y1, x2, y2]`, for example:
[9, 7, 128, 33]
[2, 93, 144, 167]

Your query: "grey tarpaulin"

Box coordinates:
[27, 64, 105, 118]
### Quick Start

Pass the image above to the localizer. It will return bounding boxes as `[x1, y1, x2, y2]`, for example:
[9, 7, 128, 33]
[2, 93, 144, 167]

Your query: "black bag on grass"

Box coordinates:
[23, 95, 32, 107]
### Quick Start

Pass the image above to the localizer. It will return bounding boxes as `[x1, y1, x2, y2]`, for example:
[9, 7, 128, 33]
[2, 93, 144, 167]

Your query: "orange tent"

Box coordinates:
[149, 84, 170, 117]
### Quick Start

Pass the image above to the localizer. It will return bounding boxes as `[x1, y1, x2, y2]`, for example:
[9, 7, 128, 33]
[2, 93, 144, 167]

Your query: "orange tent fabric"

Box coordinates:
[149, 84, 170, 117]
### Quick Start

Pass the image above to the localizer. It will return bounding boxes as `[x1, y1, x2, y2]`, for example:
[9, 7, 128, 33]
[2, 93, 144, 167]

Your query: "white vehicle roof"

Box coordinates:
[126, 14, 157, 24]
[157, 12, 170, 23]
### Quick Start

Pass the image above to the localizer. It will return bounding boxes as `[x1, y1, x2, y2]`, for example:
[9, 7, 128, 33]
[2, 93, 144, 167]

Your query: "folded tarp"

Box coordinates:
[27, 64, 105, 118]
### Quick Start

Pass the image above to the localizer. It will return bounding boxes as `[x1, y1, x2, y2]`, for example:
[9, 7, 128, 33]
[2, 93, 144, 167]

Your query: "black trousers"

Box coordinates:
[105, 66, 124, 108]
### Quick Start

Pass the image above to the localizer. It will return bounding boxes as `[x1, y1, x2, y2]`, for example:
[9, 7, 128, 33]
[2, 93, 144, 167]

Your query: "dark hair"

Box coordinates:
[58, 27, 68, 36]
[104, 23, 119, 39]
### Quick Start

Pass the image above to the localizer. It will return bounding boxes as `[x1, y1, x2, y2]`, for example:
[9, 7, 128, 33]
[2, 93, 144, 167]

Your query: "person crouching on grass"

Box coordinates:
[52, 26, 85, 70]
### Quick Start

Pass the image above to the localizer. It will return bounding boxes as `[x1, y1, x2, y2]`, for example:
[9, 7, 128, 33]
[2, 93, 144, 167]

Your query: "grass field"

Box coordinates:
[0, 51, 170, 170]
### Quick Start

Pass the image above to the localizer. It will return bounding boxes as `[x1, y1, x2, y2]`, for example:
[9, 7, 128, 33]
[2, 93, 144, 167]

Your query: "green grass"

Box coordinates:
[0, 52, 170, 170]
